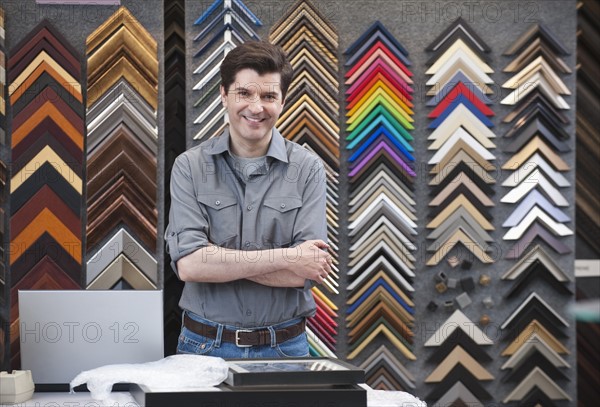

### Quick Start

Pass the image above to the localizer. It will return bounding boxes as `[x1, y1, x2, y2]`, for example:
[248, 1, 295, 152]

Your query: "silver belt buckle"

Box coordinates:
[235, 329, 253, 347]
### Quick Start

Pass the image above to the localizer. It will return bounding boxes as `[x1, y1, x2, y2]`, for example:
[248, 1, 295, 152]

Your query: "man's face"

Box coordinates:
[221, 68, 285, 154]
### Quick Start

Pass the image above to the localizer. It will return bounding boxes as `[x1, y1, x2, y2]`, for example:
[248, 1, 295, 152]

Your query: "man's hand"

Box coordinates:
[282, 240, 332, 284]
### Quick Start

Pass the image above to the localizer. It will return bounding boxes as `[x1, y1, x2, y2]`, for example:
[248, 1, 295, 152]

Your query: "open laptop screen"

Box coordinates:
[18, 290, 164, 387]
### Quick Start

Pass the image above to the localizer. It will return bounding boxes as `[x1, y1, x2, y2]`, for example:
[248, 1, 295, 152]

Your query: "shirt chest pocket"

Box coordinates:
[262, 197, 303, 248]
[197, 195, 238, 246]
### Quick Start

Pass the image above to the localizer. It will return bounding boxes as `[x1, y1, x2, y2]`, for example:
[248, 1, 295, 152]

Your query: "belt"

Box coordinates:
[183, 314, 306, 347]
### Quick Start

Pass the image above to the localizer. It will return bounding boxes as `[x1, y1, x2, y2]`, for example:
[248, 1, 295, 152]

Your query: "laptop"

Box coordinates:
[18, 290, 164, 389]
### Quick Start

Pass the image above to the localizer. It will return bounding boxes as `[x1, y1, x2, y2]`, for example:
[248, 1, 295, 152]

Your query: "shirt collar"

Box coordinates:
[266, 128, 289, 163]
[206, 127, 289, 164]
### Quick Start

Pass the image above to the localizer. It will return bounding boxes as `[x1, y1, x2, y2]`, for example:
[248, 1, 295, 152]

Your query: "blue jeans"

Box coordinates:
[176, 311, 310, 358]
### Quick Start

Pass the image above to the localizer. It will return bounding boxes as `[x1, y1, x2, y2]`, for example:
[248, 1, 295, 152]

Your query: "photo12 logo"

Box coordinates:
[20, 321, 139, 344]
[398, 1, 539, 24]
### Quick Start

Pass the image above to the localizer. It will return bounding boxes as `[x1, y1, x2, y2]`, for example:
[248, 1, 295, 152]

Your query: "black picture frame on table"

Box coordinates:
[225, 357, 365, 386]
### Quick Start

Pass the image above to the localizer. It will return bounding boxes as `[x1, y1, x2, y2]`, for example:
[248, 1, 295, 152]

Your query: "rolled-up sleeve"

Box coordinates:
[165, 153, 210, 276]
[291, 156, 328, 291]
[293, 156, 328, 244]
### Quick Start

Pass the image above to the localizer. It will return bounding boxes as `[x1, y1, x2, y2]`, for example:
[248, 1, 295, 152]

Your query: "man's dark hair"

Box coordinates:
[220, 41, 294, 101]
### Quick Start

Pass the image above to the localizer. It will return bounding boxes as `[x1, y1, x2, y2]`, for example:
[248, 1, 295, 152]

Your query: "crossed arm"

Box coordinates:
[176, 239, 333, 288]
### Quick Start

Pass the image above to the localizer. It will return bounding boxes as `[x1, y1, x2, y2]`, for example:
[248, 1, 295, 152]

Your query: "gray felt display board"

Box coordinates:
[1, 0, 166, 284]
[185, 0, 577, 403]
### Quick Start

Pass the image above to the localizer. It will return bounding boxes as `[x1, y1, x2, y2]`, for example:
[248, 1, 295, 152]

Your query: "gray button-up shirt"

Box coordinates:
[165, 128, 327, 327]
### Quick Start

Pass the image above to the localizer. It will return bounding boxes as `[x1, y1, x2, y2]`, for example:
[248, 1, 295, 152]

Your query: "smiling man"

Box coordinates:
[165, 41, 332, 358]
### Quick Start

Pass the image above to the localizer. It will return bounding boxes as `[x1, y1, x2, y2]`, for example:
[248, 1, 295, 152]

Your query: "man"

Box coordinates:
[165, 41, 332, 358]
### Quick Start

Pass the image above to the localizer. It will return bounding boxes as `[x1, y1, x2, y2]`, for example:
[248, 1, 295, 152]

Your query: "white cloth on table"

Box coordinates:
[360, 384, 427, 406]
[70, 355, 228, 404]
